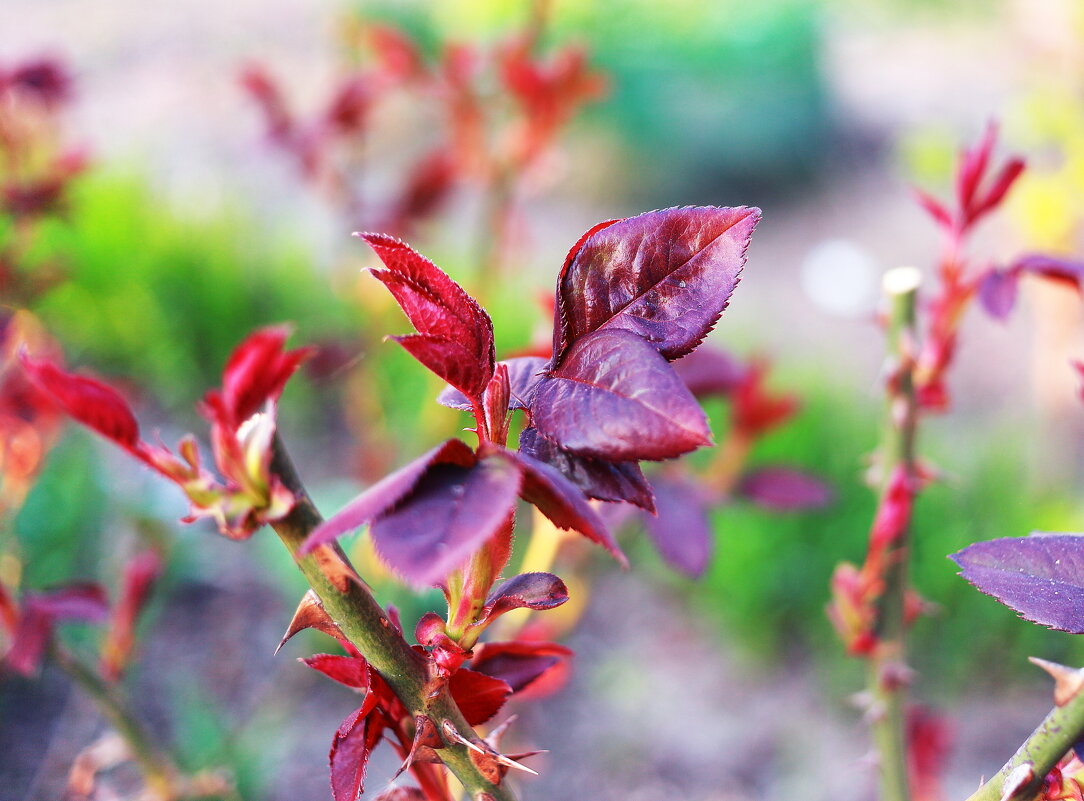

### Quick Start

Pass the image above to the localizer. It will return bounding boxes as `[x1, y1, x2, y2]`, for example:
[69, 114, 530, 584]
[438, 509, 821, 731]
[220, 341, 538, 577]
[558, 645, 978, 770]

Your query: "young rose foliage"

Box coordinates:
[304, 206, 761, 588]
[20, 326, 313, 539]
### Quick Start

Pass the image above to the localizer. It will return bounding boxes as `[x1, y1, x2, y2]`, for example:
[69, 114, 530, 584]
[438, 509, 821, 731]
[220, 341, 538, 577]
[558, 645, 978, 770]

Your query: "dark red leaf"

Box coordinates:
[672, 344, 746, 398]
[951, 533, 1084, 633]
[518, 426, 654, 511]
[471, 641, 572, 697]
[213, 325, 313, 424]
[737, 467, 833, 511]
[553, 206, 760, 362]
[977, 267, 1020, 321]
[329, 705, 383, 801]
[20, 354, 140, 449]
[483, 573, 569, 621]
[533, 329, 711, 461]
[303, 654, 371, 690]
[503, 447, 627, 564]
[369, 455, 522, 588]
[448, 667, 512, 725]
[642, 478, 713, 578]
[300, 439, 476, 554]
[361, 233, 494, 399]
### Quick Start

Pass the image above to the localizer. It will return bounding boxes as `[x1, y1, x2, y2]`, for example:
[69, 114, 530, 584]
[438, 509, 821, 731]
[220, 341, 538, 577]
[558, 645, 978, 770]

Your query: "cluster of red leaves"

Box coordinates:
[912, 123, 1084, 410]
[0, 549, 161, 679]
[241, 21, 605, 236]
[21, 326, 312, 539]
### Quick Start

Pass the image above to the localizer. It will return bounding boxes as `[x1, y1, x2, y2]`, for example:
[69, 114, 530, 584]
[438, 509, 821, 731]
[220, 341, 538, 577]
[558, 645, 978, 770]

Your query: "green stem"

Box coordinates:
[51, 644, 179, 801]
[269, 436, 517, 801]
[869, 267, 923, 801]
[964, 686, 1084, 801]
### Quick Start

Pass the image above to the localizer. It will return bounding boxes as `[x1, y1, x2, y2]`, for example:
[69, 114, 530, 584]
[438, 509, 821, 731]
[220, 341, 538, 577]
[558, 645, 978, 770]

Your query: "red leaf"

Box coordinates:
[329, 705, 384, 801]
[977, 266, 1021, 321]
[4, 604, 52, 675]
[737, 467, 833, 511]
[448, 667, 512, 725]
[391, 334, 495, 403]
[553, 206, 759, 362]
[300, 439, 476, 554]
[4, 585, 108, 676]
[642, 478, 713, 578]
[956, 122, 997, 213]
[33, 584, 110, 621]
[518, 426, 654, 511]
[303, 654, 371, 690]
[533, 329, 712, 461]
[912, 188, 953, 230]
[369, 455, 522, 588]
[361, 233, 494, 399]
[672, 344, 746, 399]
[213, 325, 312, 425]
[101, 550, 162, 681]
[20, 354, 140, 450]
[482, 573, 569, 622]
[471, 641, 572, 697]
[731, 360, 799, 437]
[504, 447, 627, 564]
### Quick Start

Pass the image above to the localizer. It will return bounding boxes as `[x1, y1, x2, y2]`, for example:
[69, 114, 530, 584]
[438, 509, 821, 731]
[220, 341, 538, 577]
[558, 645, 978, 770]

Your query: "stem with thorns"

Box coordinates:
[269, 435, 517, 801]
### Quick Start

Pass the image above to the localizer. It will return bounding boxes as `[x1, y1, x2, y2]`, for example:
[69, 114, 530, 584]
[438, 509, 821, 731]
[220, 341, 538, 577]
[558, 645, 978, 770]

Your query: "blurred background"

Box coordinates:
[2, 0, 1084, 799]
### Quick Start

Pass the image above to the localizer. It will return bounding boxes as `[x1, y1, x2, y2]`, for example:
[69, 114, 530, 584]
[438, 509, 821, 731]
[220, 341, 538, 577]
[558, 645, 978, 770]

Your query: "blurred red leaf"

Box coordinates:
[642, 477, 712, 578]
[449, 667, 513, 725]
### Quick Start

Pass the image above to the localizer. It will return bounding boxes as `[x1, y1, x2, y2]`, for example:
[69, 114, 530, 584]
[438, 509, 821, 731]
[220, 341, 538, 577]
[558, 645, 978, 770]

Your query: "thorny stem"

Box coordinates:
[51, 644, 180, 801]
[269, 435, 518, 801]
[963, 685, 1084, 801]
[869, 267, 922, 801]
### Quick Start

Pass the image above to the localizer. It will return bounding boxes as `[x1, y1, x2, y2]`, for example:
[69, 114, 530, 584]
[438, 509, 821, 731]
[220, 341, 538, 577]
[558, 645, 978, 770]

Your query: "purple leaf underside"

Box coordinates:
[643, 478, 713, 578]
[951, 533, 1084, 633]
[519, 426, 654, 511]
[301, 439, 475, 554]
[370, 456, 522, 588]
[737, 467, 833, 511]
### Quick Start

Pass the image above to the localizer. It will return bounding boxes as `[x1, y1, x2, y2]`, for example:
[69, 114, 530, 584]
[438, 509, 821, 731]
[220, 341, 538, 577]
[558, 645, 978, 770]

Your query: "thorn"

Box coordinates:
[275, 589, 344, 654]
[493, 753, 539, 776]
[484, 715, 518, 750]
[441, 720, 486, 754]
[1030, 657, 1084, 706]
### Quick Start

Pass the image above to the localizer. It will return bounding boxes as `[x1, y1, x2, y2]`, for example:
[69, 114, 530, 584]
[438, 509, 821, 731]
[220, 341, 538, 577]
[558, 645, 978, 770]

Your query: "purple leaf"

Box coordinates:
[483, 573, 569, 622]
[32, 584, 110, 622]
[519, 426, 654, 511]
[471, 641, 572, 695]
[553, 206, 760, 363]
[370, 455, 522, 588]
[672, 343, 746, 398]
[977, 267, 1020, 321]
[642, 478, 713, 578]
[438, 356, 548, 412]
[737, 467, 833, 511]
[361, 233, 495, 398]
[502, 447, 627, 564]
[1015, 253, 1084, 291]
[300, 439, 475, 554]
[533, 329, 712, 461]
[951, 533, 1084, 633]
